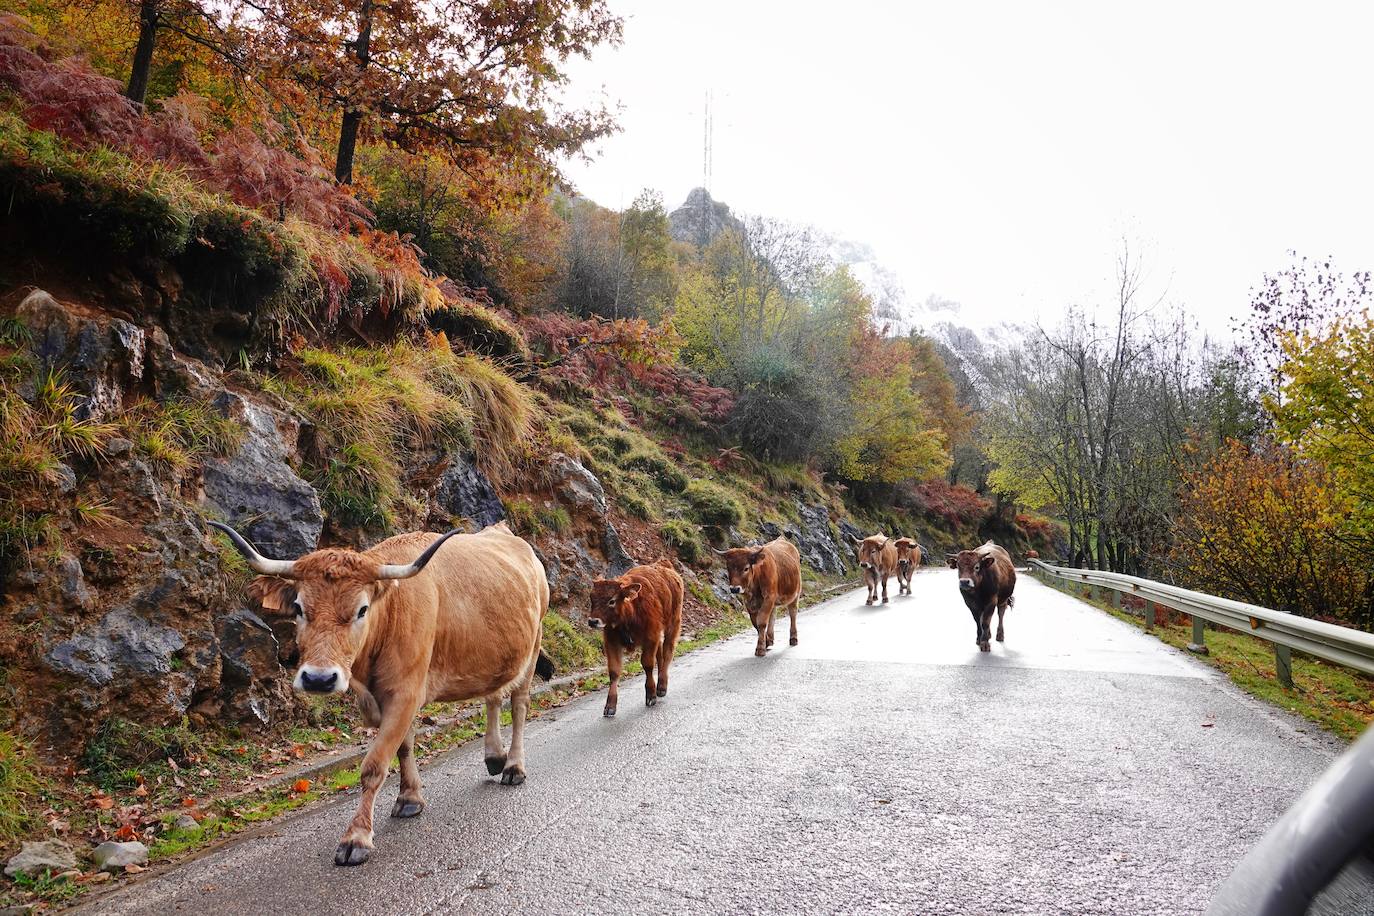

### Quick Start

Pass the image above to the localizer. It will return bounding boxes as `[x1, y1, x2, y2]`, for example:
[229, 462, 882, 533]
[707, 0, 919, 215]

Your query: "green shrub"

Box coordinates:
[541, 613, 603, 673]
[685, 479, 744, 528]
[426, 299, 532, 366]
[266, 342, 538, 532]
[617, 489, 652, 520]
[603, 430, 637, 455]
[0, 731, 40, 846]
[505, 498, 540, 536]
[623, 449, 689, 493]
[661, 519, 704, 564]
[82, 717, 206, 793]
[121, 397, 243, 472]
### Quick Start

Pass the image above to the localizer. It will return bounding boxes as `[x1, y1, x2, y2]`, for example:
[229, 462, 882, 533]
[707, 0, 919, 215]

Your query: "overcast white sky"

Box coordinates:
[559, 1, 1374, 336]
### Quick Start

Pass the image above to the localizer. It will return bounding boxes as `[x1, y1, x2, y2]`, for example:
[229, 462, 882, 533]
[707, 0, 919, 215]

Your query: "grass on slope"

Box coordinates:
[1045, 578, 1374, 741]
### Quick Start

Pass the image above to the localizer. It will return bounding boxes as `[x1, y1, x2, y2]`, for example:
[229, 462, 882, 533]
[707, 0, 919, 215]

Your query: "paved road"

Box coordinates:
[87, 570, 1346, 915]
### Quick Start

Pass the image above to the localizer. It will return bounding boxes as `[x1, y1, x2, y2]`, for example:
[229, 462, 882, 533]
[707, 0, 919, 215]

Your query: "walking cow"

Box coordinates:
[588, 560, 684, 717]
[893, 536, 921, 595]
[852, 533, 898, 605]
[715, 537, 802, 657]
[211, 520, 552, 866]
[951, 540, 1016, 652]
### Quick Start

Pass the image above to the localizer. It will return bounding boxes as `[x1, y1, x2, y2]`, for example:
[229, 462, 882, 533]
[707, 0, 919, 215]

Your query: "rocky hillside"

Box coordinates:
[0, 286, 880, 766]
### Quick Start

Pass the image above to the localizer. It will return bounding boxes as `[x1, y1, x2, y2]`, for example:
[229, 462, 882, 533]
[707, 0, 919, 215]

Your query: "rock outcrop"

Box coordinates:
[757, 500, 853, 577]
[203, 391, 322, 558]
[432, 453, 507, 529]
[668, 188, 744, 249]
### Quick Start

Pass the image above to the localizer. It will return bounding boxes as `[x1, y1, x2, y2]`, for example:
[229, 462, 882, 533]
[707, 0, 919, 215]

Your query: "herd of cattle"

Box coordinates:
[209, 520, 1019, 866]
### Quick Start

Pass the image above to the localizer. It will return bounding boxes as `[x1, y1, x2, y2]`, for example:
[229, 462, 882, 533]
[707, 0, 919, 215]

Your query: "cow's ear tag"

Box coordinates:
[260, 590, 284, 611]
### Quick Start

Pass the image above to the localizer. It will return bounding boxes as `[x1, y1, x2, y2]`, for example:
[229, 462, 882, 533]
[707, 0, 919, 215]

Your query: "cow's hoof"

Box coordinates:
[865, 600, 874, 606]
[656, 685, 668, 697]
[979, 643, 991, 653]
[645, 694, 657, 707]
[484, 754, 506, 776]
[603, 705, 617, 718]
[789, 637, 798, 646]
[754, 647, 767, 657]
[882, 598, 889, 604]
[500, 765, 526, 786]
[391, 798, 424, 819]
[996, 633, 1005, 642]
[335, 841, 372, 866]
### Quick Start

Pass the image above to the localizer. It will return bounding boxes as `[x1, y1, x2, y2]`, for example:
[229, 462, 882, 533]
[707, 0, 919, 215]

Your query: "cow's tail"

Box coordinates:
[535, 651, 555, 681]
[1007, 595, 1016, 609]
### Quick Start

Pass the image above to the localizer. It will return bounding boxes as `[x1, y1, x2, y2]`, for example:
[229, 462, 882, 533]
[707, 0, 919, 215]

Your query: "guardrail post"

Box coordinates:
[1187, 616, 1208, 655]
[1144, 602, 1155, 630]
[1275, 644, 1293, 688]
[1111, 589, 1122, 610]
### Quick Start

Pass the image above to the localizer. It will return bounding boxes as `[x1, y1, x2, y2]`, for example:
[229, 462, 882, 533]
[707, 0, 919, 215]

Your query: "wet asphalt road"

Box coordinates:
[85, 570, 1347, 915]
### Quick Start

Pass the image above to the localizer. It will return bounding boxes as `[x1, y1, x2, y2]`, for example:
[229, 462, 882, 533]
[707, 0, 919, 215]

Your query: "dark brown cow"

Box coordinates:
[893, 537, 921, 595]
[212, 520, 551, 866]
[952, 540, 1016, 652]
[715, 537, 802, 657]
[852, 533, 899, 605]
[588, 561, 684, 717]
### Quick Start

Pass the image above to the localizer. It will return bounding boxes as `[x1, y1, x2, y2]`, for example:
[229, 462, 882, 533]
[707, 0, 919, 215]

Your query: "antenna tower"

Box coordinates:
[702, 89, 713, 192]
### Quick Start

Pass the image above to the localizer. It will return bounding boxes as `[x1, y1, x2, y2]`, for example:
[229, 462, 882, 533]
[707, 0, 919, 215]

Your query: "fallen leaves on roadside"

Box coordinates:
[181, 796, 197, 808]
[292, 779, 311, 794]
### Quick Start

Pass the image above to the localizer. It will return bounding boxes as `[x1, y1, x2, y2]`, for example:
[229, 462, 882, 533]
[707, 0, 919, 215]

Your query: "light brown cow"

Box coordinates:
[893, 536, 921, 595]
[852, 533, 899, 605]
[588, 560, 683, 717]
[212, 520, 551, 867]
[714, 537, 802, 657]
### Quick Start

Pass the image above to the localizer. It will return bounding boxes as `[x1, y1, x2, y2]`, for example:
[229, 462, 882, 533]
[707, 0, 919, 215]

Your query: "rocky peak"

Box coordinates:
[669, 187, 743, 249]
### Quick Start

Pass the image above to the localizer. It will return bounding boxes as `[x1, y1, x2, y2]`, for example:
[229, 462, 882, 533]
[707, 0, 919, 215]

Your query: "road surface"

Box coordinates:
[86, 570, 1345, 915]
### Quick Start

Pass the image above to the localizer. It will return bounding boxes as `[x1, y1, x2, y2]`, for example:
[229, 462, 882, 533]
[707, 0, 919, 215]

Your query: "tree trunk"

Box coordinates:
[334, 0, 374, 185]
[126, 0, 160, 105]
[335, 110, 364, 185]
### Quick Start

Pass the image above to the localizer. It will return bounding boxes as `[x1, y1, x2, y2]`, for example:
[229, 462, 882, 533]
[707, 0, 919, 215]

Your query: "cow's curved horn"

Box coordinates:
[712, 546, 730, 555]
[377, 529, 463, 580]
[209, 521, 297, 577]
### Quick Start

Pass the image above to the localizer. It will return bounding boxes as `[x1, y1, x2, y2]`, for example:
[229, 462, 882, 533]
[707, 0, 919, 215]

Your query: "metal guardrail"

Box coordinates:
[1027, 559, 1374, 685]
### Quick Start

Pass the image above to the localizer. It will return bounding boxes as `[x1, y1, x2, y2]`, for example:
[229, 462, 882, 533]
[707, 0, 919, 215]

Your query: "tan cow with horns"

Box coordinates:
[211, 520, 552, 867]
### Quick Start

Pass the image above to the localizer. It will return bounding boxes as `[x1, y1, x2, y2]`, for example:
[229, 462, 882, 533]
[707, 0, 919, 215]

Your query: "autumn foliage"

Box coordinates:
[522, 313, 734, 425]
[1169, 440, 1368, 627]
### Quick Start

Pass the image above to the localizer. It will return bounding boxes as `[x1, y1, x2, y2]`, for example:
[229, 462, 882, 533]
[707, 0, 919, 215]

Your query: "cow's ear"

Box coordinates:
[249, 576, 295, 615]
[749, 549, 766, 565]
[978, 554, 996, 569]
[622, 582, 642, 601]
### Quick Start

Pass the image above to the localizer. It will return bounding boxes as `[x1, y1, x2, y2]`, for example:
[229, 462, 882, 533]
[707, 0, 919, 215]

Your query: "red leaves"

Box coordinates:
[911, 479, 992, 532]
[0, 16, 370, 232]
[521, 313, 734, 423]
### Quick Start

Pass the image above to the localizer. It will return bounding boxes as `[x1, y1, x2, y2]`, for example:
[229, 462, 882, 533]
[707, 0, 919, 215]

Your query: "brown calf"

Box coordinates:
[953, 540, 1017, 652]
[715, 537, 802, 657]
[588, 561, 684, 717]
[852, 534, 899, 605]
[893, 537, 921, 595]
[213, 520, 551, 867]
